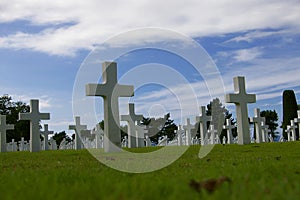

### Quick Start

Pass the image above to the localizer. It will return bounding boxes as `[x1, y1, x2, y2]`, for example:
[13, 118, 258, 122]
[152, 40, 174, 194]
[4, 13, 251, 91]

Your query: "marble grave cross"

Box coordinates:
[41, 124, 53, 151]
[0, 115, 14, 152]
[196, 106, 212, 146]
[225, 76, 256, 145]
[19, 99, 50, 152]
[69, 116, 87, 150]
[223, 119, 235, 144]
[121, 103, 143, 148]
[86, 62, 134, 152]
[183, 118, 193, 146]
[250, 108, 264, 143]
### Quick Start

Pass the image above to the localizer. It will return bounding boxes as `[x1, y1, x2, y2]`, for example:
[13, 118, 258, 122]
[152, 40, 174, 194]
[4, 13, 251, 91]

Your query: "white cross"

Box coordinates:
[176, 125, 184, 146]
[208, 125, 217, 145]
[225, 76, 256, 145]
[196, 106, 212, 145]
[250, 108, 264, 143]
[93, 124, 104, 149]
[261, 119, 270, 143]
[121, 103, 143, 148]
[294, 110, 300, 140]
[223, 119, 235, 144]
[286, 125, 292, 142]
[145, 135, 151, 147]
[86, 62, 134, 152]
[135, 123, 147, 148]
[41, 124, 53, 151]
[69, 116, 87, 150]
[0, 115, 14, 152]
[19, 99, 50, 152]
[289, 120, 297, 141]
[183, 118, 194, 146]
[18, 137, 26, 151]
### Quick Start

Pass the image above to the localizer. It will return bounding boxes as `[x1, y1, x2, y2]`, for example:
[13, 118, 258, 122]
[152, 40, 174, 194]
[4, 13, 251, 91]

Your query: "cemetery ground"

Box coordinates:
[0, 142, 299, 200]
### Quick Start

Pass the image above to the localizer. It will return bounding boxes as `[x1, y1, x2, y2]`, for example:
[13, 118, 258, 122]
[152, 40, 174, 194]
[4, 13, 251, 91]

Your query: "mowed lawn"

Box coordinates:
[0, 142, 299, 200]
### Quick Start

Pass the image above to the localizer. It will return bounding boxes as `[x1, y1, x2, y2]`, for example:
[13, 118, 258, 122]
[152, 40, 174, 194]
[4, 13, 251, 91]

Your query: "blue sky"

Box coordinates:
[0, 1, 300, 134]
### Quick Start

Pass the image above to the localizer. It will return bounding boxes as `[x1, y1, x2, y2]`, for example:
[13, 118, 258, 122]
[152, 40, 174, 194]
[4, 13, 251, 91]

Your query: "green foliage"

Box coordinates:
[0, 142, 299, 200]
[0, 94, 30, 142]
[142, 113, 177, 144]
[98, 120, 128, 139]
[203, 98, 237, 140]
[52, 131, 72, 147]
[282, 90, 298, 139]
[260, 110, 279, 138]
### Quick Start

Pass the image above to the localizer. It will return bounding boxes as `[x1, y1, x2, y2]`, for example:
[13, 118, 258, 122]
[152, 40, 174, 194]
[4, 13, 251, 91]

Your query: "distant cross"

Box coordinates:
[145, 135, 151, 147]
[176, 125, 184, 146]
[93, 124, 104, 149]
[294, 110, 300, 140]
[0, 115, 14, 152]
[86, 62, 134, 152]
[196, 106, 212, 146]
[183, 118, 194, 146]
[225, 76, 256, 145]
[19, 99, 50, 152]
[121, 103, 143, 148]
[250, 108, 264, 143]
[289, 120, 297, 141]
[223, 119, 235, 144]
[208, 125, 217, 145]
[261, 119, 270, 143]
[41, 124, 53, 151]
[69, 116, 87, 150]
[135, 123, 147, 148]
[286, 125, 292, 142]
[18, 137, 26, 151]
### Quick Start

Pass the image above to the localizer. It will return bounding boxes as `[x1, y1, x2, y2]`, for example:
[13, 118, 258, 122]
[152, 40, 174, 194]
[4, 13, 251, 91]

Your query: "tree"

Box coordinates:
[203, 98, 237, 140]
[142, 113, 177, 144]
[282, 90, 298, 139]
[0, 94, 30, 142]
[260, 110, 279, 139]
[52, 131, 72, 147]
[98, 120, 128, 140]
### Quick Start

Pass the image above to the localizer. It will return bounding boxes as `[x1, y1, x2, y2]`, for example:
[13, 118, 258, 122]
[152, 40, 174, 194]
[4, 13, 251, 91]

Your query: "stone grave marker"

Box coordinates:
[69, 116, 87, 150]
[294, 110, 300, 140]
[121, 103, 143, 148]
[183, 118, 193, 146]
[286, 125, 291, 142]
[19, 99, 50, 152]
[225, 76, 256, 145]
[289, 120, 297, 141]
[86, 62, 134, 152]
[135, 123, 147, 148]
[261, 119, 270, 143]
[18, 137, 26, 151]
[196, 106, 212, 146]
[93, 124, 104, 149]
[0, 115, 14, 152]
[208, 125, 217, 145]
[223, 119, 235, 144]
[176, 125, 184, 146]
[145, 135, 151, 147]
[250, 108, 264, 143]
[41, 124, 53, 151]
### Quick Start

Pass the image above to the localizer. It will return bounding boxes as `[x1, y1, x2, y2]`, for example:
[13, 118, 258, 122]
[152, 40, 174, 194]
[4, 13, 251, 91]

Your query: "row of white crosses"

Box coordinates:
[0, 100, 55, 153]
[286, 110, 300, 141]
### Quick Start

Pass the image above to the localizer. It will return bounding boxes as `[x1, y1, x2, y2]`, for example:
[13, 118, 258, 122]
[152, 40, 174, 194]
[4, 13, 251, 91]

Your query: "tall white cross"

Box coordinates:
[183, 118, 193, 146]
[19, 99, 50, 152]
[286, 125, 292, 142]
[121, 103, 143, 148]
[0, 115, 14, 152]
[41, 124, 53, 151]
[69, 116, 87, 150]
[93, 124, 104, 149]
[135, 123, 147, 148]
[208, 125, 217, 145]
[294, 110, 300, 140]
[86, 62, 134, 152]
[196, 106, 212, 146]
[250, 108, 264, 143]
[289, 120, 297, 141]
[261, 119, 270, 143]
[176, 125, 184, 146]
[223, 119, 235, 144]
[225, 76, 256, 145]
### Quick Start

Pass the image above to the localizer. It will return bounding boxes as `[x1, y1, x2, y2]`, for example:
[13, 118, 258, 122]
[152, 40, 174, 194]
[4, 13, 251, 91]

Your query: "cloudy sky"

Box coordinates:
[0, 0, 300, 134]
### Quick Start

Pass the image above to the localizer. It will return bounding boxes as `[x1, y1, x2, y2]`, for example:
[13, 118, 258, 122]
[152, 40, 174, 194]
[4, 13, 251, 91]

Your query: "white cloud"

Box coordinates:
[233, 47, 263, 62]
[0, 0, 300, 55]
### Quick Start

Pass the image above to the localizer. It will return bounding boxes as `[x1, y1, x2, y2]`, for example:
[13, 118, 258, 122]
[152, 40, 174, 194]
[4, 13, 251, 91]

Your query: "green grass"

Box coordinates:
[0, 142, 299, 200]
